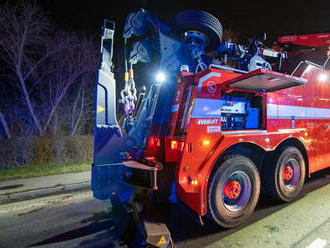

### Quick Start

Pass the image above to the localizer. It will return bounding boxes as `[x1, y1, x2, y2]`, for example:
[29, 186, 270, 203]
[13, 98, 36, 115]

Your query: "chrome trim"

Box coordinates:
[323, 56, 330, 68]
[291, 60, 323, 76]
[222, 130, 267, 135]
[278, 128, 306, 133]
[291, 61, 304, 76]
[305, 60, 323, 68]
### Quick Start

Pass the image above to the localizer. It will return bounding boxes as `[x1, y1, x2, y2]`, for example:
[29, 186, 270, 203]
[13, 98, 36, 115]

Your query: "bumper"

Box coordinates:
[91, 160, 161, 201]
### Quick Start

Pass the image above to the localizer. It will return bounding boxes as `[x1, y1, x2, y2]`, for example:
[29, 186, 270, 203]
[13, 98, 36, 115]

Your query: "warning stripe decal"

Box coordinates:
[267, 104, 330, 119]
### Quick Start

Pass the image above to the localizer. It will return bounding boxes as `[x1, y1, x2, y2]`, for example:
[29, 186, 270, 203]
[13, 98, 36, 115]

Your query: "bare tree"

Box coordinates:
[0, 1, 60, 135]
[70, 79, 85, 135]
[42, 33, 98, 134]
[0, 2, 98, 136]
[0, 110, 11, 139]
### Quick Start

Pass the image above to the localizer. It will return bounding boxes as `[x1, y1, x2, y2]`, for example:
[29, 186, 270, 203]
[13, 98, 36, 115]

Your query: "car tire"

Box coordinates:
[172, 10, 223, 52]
[207, 154, 260, 228]
[263, 146, 305, 202]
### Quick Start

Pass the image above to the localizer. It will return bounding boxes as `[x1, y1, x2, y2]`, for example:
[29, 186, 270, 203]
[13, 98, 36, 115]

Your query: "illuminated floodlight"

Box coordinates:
[318, 73, 328, 82]
[156, 71, 166, 83]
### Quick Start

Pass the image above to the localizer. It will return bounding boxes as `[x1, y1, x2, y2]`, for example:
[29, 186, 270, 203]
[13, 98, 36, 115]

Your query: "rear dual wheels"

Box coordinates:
[207, 155, 260, 228]
[263, 146, 305, 202]
[207, 146, 305, 228]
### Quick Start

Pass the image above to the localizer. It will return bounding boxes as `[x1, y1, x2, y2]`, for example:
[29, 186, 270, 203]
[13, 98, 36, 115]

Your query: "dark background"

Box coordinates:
[35, 0, 330, 91]
[0, 0, 329, 167]
[38, 0, 330, 44]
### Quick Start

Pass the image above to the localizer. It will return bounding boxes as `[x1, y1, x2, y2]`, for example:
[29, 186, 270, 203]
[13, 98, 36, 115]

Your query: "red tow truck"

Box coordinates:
[92, 10, 330, 246]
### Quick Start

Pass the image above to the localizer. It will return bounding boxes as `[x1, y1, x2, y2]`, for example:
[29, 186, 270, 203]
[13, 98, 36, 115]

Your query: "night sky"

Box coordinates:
[38, 0, 330, 44]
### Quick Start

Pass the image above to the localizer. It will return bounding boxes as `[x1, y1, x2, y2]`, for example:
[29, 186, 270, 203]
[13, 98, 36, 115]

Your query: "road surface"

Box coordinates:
[0, 169, 329, 248]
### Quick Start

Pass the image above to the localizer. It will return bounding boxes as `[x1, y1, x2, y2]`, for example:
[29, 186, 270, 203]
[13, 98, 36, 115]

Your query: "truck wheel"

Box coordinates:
[207, 155, 260, 228]
[172, 10, 223, 52]
[263, 146, 305, 202]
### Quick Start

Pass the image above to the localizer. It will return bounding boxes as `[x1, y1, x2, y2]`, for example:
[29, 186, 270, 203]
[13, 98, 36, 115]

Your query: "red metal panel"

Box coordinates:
[195, 68, 240, 98]
[305, 67, 330, 171]
[222, 69, 307, 92]
[162, 65, 329, 217]
[166, 71, 194, 137]
[277, 33, 330, 47]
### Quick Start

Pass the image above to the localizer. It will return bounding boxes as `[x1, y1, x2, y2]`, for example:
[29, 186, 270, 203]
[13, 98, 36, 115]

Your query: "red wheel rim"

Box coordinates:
[223, 180, 241, 200]
[283, 158, 300, 190]
[221, 171, 251, 212]
[283, 165, 293, 181]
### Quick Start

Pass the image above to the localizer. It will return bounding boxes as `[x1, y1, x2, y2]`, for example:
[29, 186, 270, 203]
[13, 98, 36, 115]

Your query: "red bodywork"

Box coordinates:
[273, 33, 330, 72]
[145, 63, 330, 216]
[276, 33, 330, 48]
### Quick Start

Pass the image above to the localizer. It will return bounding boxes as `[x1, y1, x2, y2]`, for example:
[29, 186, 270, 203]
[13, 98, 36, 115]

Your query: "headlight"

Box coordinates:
[155, 71, 166, 83]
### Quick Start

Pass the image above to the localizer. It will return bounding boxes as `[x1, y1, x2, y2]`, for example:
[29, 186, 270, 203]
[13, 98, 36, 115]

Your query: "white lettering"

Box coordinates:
[197, 119, 219, 125]
[207, 126, 221, 133]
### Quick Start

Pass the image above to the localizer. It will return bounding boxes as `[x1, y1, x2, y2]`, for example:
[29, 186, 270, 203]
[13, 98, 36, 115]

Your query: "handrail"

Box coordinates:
[291, 61, 304, 76]
[291, 60, 323, 76]
[305, 60, 323, 68]
[323, 57, 330, 69]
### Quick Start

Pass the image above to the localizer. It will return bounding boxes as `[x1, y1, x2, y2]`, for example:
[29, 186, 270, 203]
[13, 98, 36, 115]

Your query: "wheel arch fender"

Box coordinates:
[207, 142, 266, 181]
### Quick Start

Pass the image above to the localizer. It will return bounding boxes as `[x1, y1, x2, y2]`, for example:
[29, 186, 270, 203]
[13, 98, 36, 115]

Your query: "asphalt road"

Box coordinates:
[0, 169, 330, 248]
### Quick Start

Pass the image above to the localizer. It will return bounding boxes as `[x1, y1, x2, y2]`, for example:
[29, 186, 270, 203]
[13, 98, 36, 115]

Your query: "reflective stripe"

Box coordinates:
[278, 128, 306, 133]
[316, 107, 330, 119]
[197, 72, 221, 92]
[222, 130, 267, 135]
[267, 104, 330, 119]
[279, 105, 307, 119]
[267, 103, 277, 118]
[191, 100, 330, 120]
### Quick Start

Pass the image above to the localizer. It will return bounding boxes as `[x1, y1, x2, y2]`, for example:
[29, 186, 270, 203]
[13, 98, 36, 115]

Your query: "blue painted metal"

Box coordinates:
[183, 31, 208, 59]
[128, 82, 161, 154]
[92, 20, 135, 201]
[246, 107, 259, 129]
[92, 10, 218, 201]
[123, 9, 211, 145]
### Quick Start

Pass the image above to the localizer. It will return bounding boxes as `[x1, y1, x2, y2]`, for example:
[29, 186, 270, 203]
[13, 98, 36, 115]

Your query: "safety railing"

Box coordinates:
[291, 60, 327, 76]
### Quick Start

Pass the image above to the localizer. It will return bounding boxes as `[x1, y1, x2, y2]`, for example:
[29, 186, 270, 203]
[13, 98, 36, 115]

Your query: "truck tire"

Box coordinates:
[172, 10, 223, 52]
[263, 146, 305, 202]
[207, 155, 260, 228]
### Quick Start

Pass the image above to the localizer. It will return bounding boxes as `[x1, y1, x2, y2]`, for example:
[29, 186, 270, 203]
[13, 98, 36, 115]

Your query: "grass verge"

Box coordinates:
[0, 163, 91, 181]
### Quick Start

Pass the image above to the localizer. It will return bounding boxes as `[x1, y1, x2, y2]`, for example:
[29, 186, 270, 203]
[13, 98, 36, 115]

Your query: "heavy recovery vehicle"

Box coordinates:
[92, 9, 330, 247]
